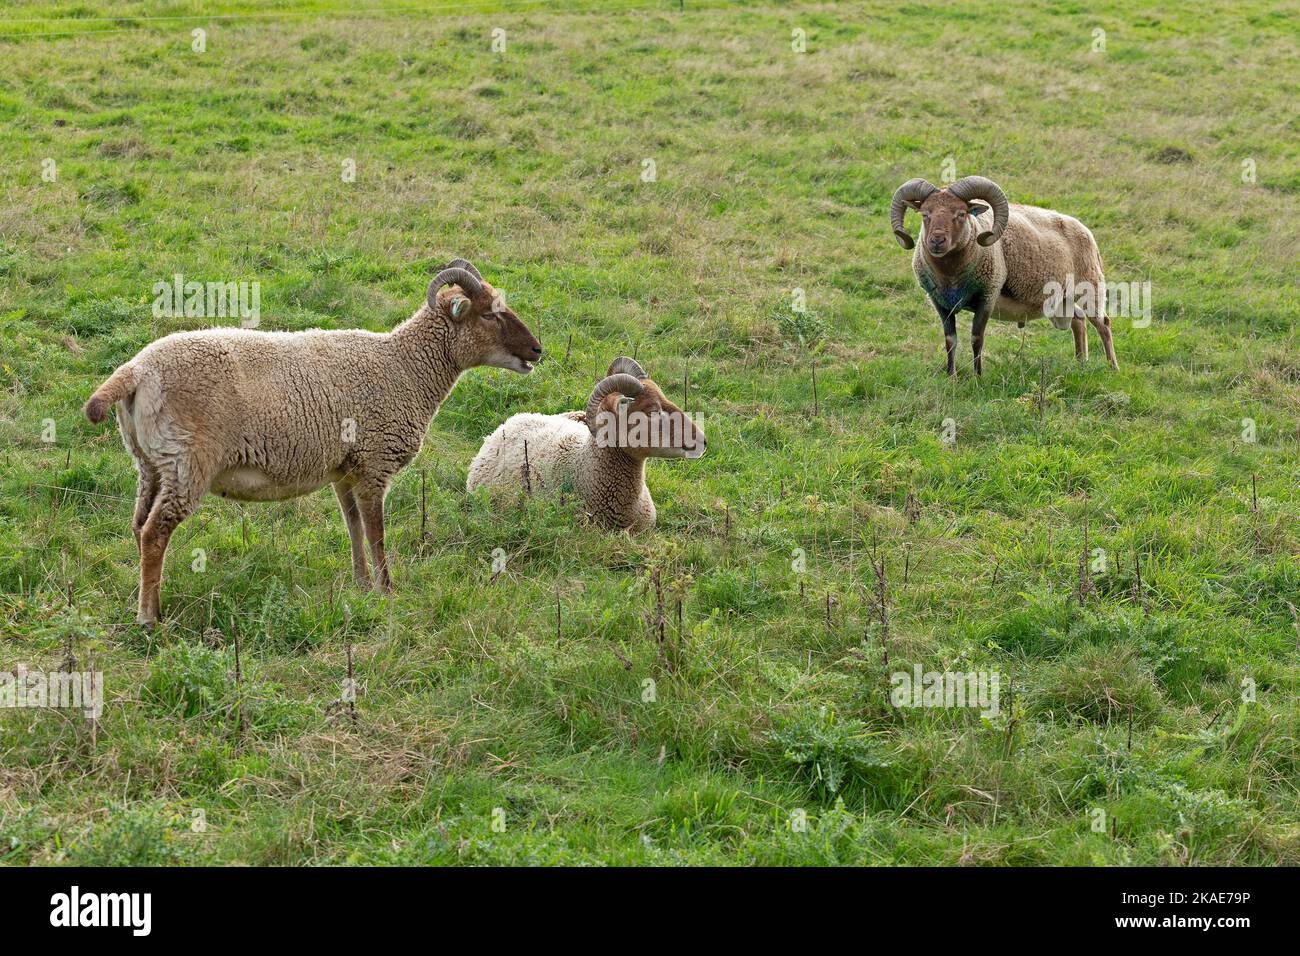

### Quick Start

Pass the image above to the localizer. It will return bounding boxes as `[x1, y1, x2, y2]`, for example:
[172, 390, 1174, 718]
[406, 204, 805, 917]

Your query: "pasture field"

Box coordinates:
[0, 0, 1297, 866]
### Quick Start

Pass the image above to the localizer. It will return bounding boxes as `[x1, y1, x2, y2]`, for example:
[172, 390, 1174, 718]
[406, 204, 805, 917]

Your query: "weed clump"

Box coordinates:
[767, 707, 891, 801]
[1034, 645, 1162, 725]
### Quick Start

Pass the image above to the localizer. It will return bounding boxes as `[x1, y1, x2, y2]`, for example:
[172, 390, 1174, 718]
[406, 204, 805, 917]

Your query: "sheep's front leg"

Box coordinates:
[333, 481, 370, 586]
[356, 491, 392, 593]
[1071, 315, 1089, 361]
[971, 302, 992, 377]
[940, 309, 959, 376]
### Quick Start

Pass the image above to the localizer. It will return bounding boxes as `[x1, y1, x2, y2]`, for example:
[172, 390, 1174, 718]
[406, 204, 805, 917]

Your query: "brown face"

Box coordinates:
[594, 379, 707, 460]
[440, 280, 542, 374]
[914, 191, 991, 258]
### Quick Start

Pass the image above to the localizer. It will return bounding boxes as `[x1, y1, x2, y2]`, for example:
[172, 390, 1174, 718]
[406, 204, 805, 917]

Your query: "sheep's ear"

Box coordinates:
[967, 201, 991, 218]
[451, 297, 472, 319]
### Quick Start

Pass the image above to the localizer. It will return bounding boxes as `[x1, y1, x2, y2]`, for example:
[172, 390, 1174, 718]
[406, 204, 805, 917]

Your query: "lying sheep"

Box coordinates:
[84, 259, 542, 625]
[890, 176, 1118, 375]
[466, 357, 705, 532]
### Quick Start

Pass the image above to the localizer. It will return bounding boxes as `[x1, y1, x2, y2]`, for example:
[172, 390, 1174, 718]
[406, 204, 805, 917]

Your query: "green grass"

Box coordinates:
[1, 0, 1298, 866]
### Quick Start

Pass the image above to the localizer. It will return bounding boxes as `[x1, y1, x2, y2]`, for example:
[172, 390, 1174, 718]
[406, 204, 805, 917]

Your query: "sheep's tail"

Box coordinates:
[83, 363, 136, 423]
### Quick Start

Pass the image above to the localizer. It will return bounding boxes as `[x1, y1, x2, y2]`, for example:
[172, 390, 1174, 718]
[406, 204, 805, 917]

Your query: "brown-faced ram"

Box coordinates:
[890, 176, 1118, 375]
[466, 357, 706, 532]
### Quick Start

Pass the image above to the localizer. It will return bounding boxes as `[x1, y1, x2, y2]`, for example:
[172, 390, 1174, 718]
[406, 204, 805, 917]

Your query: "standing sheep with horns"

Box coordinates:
[889, 175, 1118, 376]
[83, 258, 542, 625]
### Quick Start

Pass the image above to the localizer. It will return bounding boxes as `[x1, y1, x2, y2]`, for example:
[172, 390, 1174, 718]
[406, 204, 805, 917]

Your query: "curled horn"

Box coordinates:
[426, 266, 484, 311]
[606, 356, 647, 379]
[889, 178, 937, 250]
[446, 258, 482, 281]
[585, 373, 643, 428]
[947, 176, 1009, 247]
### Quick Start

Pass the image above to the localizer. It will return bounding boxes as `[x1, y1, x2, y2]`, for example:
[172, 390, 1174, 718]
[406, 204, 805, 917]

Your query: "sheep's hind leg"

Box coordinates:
[941, 309, 959, 376]
[137, 462, 209, 626]
[333, 481, 370, 586]
[971, 304, 992, 377]
[132, 462, 161, 551]
[356, 489, 393, 594]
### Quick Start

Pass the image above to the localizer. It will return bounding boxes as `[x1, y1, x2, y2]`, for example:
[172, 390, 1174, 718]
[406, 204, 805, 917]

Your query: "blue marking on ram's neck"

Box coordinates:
[919, 262, 983, 314]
